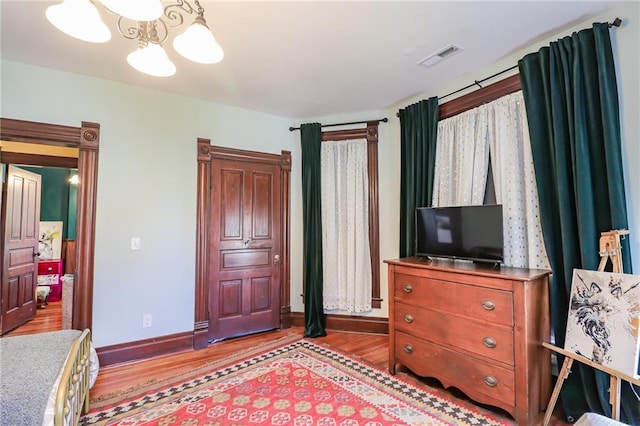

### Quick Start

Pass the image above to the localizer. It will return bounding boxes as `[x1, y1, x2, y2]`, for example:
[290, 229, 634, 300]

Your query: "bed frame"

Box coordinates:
[54, 329, 92, 425]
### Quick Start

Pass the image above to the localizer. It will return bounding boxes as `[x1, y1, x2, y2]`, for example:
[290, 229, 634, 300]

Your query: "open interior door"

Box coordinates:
[1, 165, 41, 335]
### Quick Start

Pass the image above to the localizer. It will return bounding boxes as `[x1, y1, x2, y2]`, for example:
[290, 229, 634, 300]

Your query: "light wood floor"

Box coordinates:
[6, 303, 569, 425]
[4, 300, 62, 337]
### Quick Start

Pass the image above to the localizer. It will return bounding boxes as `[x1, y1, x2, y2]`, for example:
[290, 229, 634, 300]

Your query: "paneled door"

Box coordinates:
[208, 156, 282, 341]
[1, 166, 41, 334]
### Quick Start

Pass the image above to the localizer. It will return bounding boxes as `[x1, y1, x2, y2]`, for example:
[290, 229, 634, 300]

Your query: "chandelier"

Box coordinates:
[46, 0, 224, 77]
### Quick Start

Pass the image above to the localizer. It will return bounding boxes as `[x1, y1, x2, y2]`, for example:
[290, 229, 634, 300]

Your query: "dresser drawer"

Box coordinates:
[395, 331, 515, 408]
[38, 260, 63, 275]
[395, 302, 514, 365]
[394, 273, 513, 326]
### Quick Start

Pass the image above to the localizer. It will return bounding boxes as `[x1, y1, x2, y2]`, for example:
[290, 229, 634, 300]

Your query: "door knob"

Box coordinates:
[274, 254, 280, 266]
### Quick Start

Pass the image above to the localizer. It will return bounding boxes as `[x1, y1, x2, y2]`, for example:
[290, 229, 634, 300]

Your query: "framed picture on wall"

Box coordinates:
[38, 221, 63, 260]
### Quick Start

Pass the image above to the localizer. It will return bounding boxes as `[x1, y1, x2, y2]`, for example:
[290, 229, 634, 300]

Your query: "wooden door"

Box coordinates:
[1, 166, 41, 334]
[208, 158, 281, 341]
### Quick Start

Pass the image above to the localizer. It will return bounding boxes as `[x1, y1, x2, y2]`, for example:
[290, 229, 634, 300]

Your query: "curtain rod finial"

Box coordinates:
[610, 17, 622, 28]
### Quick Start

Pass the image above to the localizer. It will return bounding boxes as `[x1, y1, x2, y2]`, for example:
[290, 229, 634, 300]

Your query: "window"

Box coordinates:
[321, 122, 381, 308]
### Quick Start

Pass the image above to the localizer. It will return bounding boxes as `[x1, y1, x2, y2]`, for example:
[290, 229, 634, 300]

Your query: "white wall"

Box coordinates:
[0, 61, 299, 346]
[612, 2, 640, 272]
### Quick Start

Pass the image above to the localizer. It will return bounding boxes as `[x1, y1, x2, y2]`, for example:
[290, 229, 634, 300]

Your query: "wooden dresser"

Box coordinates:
[385, 257, 551, 425]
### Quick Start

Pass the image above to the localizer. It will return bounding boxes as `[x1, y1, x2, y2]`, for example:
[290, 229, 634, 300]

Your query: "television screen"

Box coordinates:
[415, 204, 504, 264]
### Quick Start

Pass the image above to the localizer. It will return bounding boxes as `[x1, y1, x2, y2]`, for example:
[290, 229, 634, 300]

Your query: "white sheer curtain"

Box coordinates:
[432, 91, 548, 269]
[321, 138, 372, 313]
[432, 106, 489, 206]
[487, 91, 549, 269]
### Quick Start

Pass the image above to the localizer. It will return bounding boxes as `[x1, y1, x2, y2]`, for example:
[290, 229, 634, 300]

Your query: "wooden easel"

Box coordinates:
[596, 229, 629, 276]
[542, 229, 640, 425]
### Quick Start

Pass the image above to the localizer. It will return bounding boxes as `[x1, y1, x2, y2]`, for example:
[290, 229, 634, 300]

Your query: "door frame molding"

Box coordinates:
[194, 139, 291, 349]
[0, 117, 99, 331]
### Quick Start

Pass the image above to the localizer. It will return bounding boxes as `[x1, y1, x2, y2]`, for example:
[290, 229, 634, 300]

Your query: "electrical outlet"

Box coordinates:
[130, 237, 141, 251]
[142, 313, 152, 328]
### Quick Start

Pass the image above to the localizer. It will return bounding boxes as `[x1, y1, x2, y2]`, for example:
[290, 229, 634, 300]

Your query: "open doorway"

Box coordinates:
[3, 163, 78, 335]
[0, 118, 99, 335]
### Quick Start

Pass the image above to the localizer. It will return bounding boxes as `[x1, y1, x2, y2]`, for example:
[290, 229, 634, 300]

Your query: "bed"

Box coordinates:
[0, 329, 97, 426]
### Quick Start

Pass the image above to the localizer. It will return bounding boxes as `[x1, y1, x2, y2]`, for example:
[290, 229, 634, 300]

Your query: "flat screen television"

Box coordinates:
[415, 204, 504, 265]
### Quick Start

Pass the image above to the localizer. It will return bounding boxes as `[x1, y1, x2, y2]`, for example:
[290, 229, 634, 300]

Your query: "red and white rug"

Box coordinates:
[81, 339, 512, 425]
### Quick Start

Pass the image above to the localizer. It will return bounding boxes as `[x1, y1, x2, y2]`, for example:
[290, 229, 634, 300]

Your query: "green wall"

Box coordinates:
[67, 177, 77, 238]
[21, 166, 77, 239]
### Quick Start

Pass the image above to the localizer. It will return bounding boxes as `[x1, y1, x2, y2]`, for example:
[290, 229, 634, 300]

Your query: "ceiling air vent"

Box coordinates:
[417, 44, 463, 68]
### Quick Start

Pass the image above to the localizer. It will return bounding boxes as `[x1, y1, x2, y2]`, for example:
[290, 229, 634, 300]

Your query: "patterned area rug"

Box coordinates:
[81, 339, 512, 425]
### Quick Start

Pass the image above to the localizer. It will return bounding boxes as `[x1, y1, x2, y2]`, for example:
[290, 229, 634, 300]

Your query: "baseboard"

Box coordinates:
[291, 312, 388, 334]
[96, 315, 387, 366]
[96, 331, 193, 367]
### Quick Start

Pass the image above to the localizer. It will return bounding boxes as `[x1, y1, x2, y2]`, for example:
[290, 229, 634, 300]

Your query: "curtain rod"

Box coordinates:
[437, 17, 621, 102]
[289, 117, 387, 132]
[395, 64, 518, 117]
[396, 17, 622, 116]
[439, 64, 519, 102]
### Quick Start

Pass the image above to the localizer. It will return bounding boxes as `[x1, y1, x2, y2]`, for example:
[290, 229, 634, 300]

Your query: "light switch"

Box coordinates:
[130, 237, 141, 251]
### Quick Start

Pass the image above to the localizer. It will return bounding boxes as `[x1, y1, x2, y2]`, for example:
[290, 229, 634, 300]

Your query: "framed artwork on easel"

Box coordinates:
[565, 268, 640, 378]
[542, 229, 640, 425]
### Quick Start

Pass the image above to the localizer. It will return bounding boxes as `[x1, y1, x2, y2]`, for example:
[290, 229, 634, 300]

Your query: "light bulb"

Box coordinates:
[127, 43, 176, 77]
[100, 0, 163, 21]
[173, 19, 224, 64]
[46, 0, 111, 43]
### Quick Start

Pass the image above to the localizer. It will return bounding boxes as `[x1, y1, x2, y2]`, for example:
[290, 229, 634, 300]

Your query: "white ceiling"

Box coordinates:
[0, 1, 626, 118]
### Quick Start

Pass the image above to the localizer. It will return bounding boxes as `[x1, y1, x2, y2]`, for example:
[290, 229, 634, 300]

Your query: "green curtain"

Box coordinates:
[398, 97, 439, 257]
[300, 123, 326, 337]
[519, 23, 637, 424]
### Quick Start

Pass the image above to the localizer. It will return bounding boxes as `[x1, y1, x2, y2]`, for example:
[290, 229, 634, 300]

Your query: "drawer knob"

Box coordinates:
[482, 337, 497, 348]
[402, 284, 413, 293]
[403, 344, 414, 354]
[481, 300, 496, 311]
[404, 314, 414, 323]
[483, 376, 498, 387]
